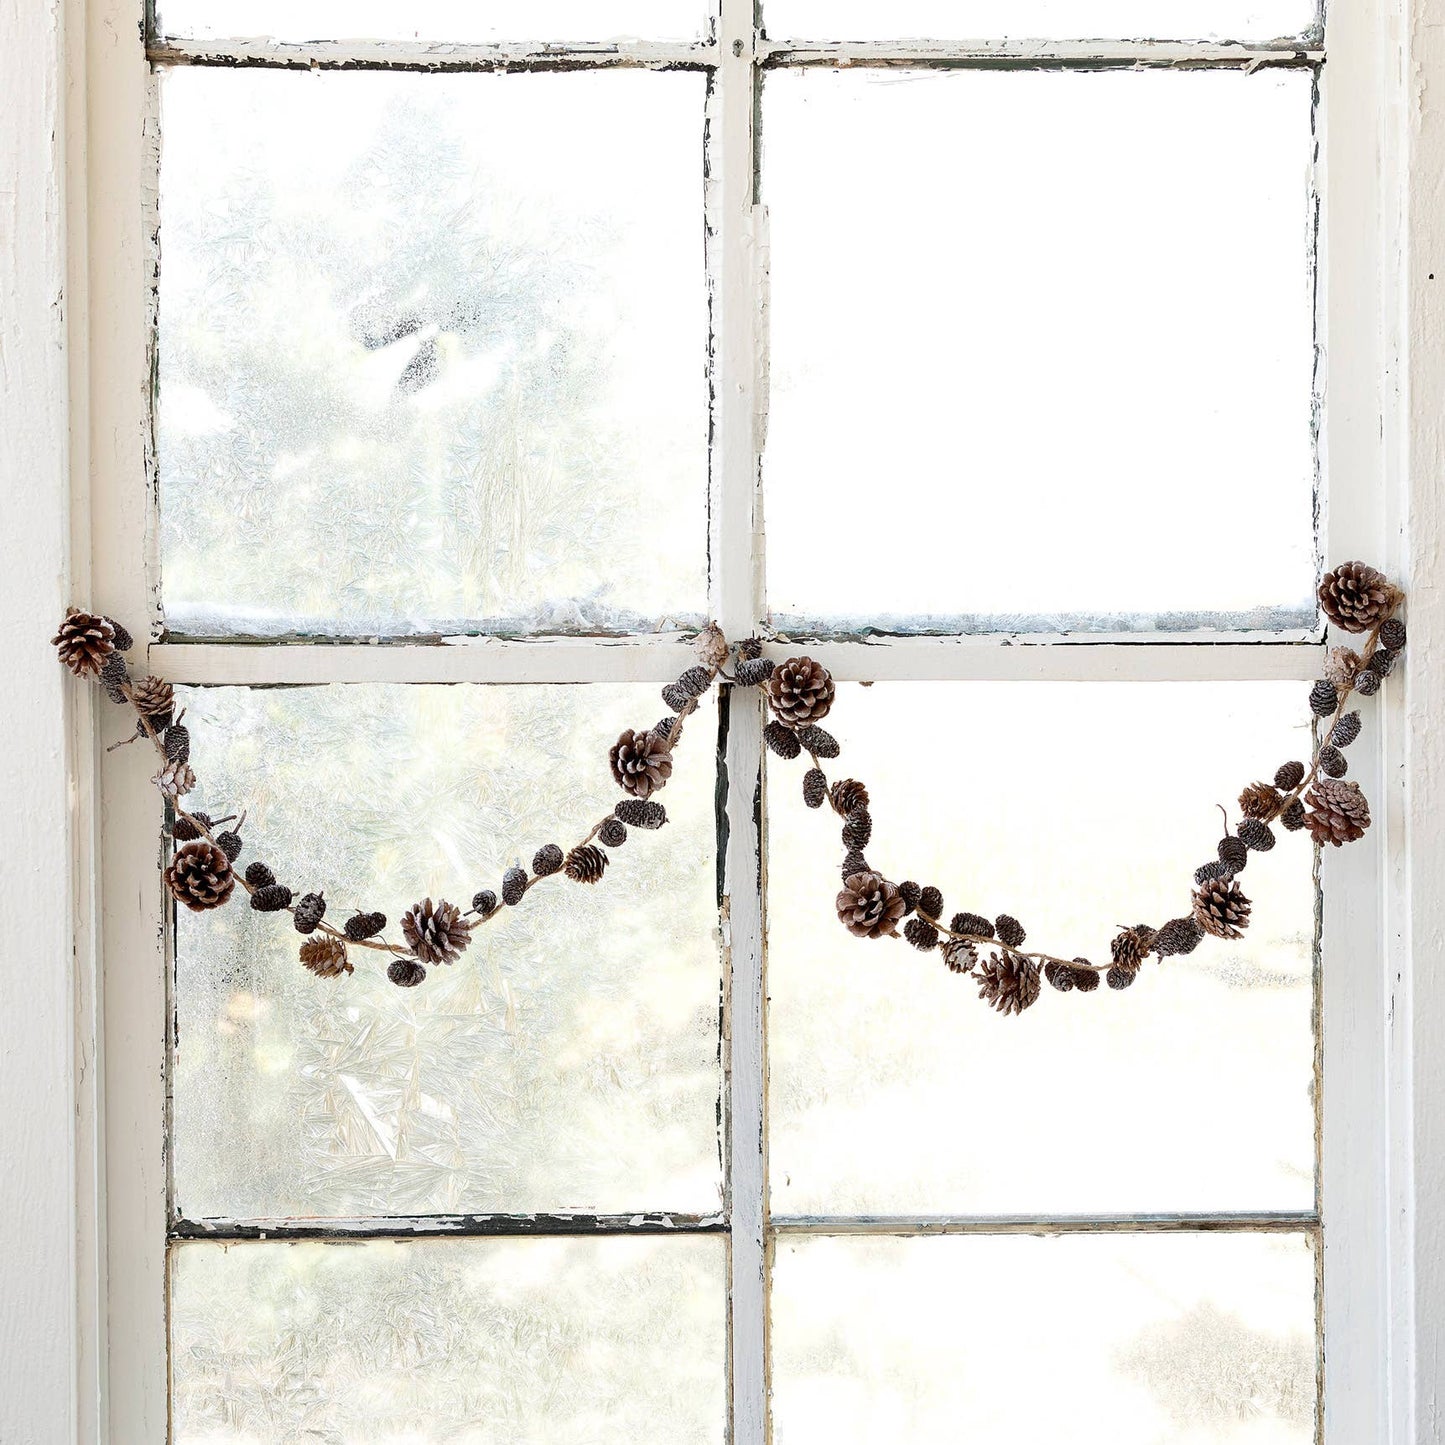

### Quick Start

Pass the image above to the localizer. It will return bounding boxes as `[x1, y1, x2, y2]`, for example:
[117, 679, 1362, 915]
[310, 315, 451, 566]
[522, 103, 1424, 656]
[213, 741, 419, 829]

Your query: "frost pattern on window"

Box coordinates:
[158, 69, 707, 638]
[769, 682, 1315, 1215]
[171, 1236, 727, 1444]
[763, 69, 1317, 635]
[171, 685, 722, 1220]
[771, 1233, 1315, 1444]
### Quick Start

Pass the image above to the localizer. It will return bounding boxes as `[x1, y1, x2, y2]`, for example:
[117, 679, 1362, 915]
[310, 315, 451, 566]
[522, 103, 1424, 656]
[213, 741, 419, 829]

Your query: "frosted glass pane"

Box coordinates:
[172, 1236, 726, 1444]
[158, 69, 706, 637]
[768, 682, 1315, 1214]
[764, 69, 1317, 633]
[765, 0, 1313, 42]
[171, 685, 721, 1219]
[156, 0, 708, 42]
[771, 1234, 1316, 1445]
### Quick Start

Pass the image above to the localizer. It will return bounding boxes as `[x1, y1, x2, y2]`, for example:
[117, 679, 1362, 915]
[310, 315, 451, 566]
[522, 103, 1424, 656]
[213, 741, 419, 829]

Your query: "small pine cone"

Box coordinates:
[292, 892, 327, 933]
[402, 897, 470, 965]
[599, 818, 628, 848]
[676, 665, 713, 699]
[244, 861, 276, 889]
[215, 830, 242, 862]
[1280, 798, 1307, 831]
[165, 840, 235, 912]
[1319, 560, 1401, 633]
[152, 761, 196, 798]
[130, 675, 175, 728]
[976, 952, 1041, 1016]
[250, 883, 293, 913]
[830, 779, 869, 816]
[615, 798, 668, 830]
[1330, 712, 1362, 749]
[502, 867, 529, 906]
[52, 609, 117, 678]
[737, 637, 764, 662]
[1043, 960, 1076, 992]
[163, 724, 190, 764]
[951, 912, 994, 940]
[1305, 778, 1371, 847]
[1310, 679, 1339, 717]
[836, 871, 905, 939]
[1110, 927, 1154, 970]
[765, 722, 803, 760]
[1380, 617, 1407, 652]
[661, 682, 692, 713]
[904, 916, 939, 951]
[1218, 836, 1249, 873]
[1367, 647, 1398, 678]
[610, 728, 674, 800]
[1354, 667, 1382, 696]
[1324, 646, 1364, 690]
[345, 910, 387, 940]
[471, 890, 498, 917]
[767, 657, 836, 726]
[1318, 745, 1348, 779]
[944, 939, 978, 974]
[1239, 783, 1282, 821]
[107, 620, 134, 653]
[1072, 964, 1102, 992]
[841, 809, 873, 851]
[1274, 760, 1306, 790]
[99, 653, 130, 702]
[172, 812, 211, 842]
[1155, 916, 1204, 958]
[995, 914, 1026, 949]
[1195, 860, 1232, 886]
[532, 844, 565, 877]
[796, 725, 840, 759]
[388, 957, 426, 989]
[840, 849, 870, 879]
[734, 657, 775, 688]
[919, 886, 945, 919]
[565, 844, 608, 884]
[803, 768, 828, 809]
[695, 622, 730, 671]
[1238, 819, 1276, 852]
[898, 880, 922, 912]
[1107, 962, 1139, 990]
[299, 935, 351, 978]
[654, 717, 680, 748]
[1192, 877, 1252, 940]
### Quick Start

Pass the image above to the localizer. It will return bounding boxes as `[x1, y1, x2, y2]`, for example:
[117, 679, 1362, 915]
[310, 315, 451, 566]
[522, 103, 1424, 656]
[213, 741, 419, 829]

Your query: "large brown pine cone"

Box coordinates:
[1304, 779, 1371, 847]
[401, 897, 470, 965]
[976, 952, 1042, 1016]
[1192, 877, 1252, 940]
[836, 871, 905, 939]
[1319, 561, 1401, 634]
[51, 609, 117, 678]
[609, 728, 674, 800]
[130, 675, 175, 726]
[165, 840, 235, 912]
[1238, 782, 1283, 821]
[1110, 925, 1158, 969]
[299, 935, 352, 978]
[767, 657, 836, 726]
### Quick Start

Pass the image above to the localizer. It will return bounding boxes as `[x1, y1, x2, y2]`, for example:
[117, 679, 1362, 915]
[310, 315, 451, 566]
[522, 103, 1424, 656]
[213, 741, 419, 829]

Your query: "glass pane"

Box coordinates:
[156, 0, 709, 44]
[172, 1236, 726, 1444]
[771, 1233, 1317, 1445]
[764, 0, 1314, 42]
[158, 69, 707, 637]
[763, 69, 1317, 634]
[768, 682, 1315, 1215]
[171, 685, 721, 1219]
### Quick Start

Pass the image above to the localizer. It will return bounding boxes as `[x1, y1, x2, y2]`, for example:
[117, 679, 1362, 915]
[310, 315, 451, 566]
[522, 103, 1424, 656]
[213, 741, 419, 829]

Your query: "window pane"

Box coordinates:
[172, 1236, 726, 1443]
[158, 69, 707, 637]
[171, 685, 721, 1219]
[155, 0, 709, 43]
[764, 0, 1314, 42]
[771, 1233, 1316, 1444]
[768, 682, 1315, 1215]
[763, 69, 1317, 634]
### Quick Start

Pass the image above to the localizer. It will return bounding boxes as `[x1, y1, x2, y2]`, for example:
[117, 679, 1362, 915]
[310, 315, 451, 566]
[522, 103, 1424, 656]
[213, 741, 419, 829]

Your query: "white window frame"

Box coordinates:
[5, 0, 1445, 1438]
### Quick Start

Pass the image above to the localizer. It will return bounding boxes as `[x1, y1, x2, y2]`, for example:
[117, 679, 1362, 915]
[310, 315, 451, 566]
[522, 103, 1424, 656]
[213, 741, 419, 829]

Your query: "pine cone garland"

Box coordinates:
[1380, 617, 1407, 652]
[52, 609, 116, 678]
[951, 912, 994, 939]
[1310, 679, 1340, 718]
[803, 768, 828, 809]
[345, 910, 387, 940]
[299, 935, 351, 978]
[250, 883, 293, 913]
[599, 818, 628, 848]
[976, 952, 1041, 1016]
[1238, 819, 1276, 852]
[830, 779, 869, 816]
[765, 722, 803, 760]
[1239, 783, 1282, 821]
[615, 798, 667, 830]
[767, 657, 836, 726]
[388, 957, 426, 989]
[610, 728, 674, 800]
[1154, 916, 1204, 957]
[841, 810, 873, 851]
[1305, 779, 1371, 846]
[152, 761, 196, 798]
[1331, 712, 1362, 749]
[904, 916, 939, 951]
[292, 892, 326, 933]
[995, 914, 1027, 949]
[1274, 760, 1306, 791]
[734, 657, 775, 688]
[532, 844, 565, 877]
[796, 725, 840, 759]
[564, 844, 608, 884]
[1280, 798, 1307, 831]
[130, 675, 175, 727]
[836, 871, 905, 939]
[165, 840, 235, 912]
[502, 867, 529, 905]
[401, 897, 470, 965]
[1318, 745, 1348, 779]
[1319, 561, 1400, 633]
[1324, 647, 1364, 690]
[1192, 877, 1252, 939]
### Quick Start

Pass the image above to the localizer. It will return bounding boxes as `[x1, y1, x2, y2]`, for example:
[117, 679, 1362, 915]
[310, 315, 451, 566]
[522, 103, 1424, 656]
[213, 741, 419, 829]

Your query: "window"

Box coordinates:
[62, 0, 1416, 1440]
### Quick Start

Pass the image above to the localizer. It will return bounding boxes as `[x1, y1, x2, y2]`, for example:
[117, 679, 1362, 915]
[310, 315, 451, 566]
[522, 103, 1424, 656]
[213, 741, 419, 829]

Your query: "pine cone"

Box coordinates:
[1218, 836, 1248, 872]
[734, 657, 775, 688]
[52, 609, 116, 678]
[388, 957, 426, 989]
[245, 861, 276, 889]
[1107, 962, 1139, 990]
[471, 890, 498, 917]
[610, 728, 674, 800]
[767, 657, 835, 726]
[1110, 926, 1156, 970]
[1239, 782, 1282, 820]
[1195, 860, 1232, 885]
[292, 892, 326, 933]
[797, 725, 840, 759]
[765, 722, 803, 760]
[615, 798, 667, 830]
[345, 910, 387, 940]
[1318, 745, 1348, 778]
[1043, 960, 1076, 992]
[163, 724, 190, 764]
[1305, 779, 1370, 846]
[661, 682, 692, 713]
[840, 849, 870, 879]
[172, 812, 211, 842]
[99, 653, 130, 703]
[1324, 647, 1364, 691]
[695, 622, 730, 671]
[1380, 617, 1407, 652]
[1354, 667, 1382, 696]
[599, 818, 628, 848]
[130, 675, 175, 728]
[919, 886, 944, 919]
[951, 912, 994, 940]
[1192, 877, 1252, 939]
[564, 844, 608, 884]
[1274, 760, 1306, 791]
[944, 939, 978, 974]
[215, 830, 242, 862]
[676, 665, 713, 699]
[1367, 647, 1398, 678]
[502, 867, 529, 906]
[736, 637, 764, 662]
[299, 935, 350, 978]
[803, 768, 828, 809]
[898, 881, 922, 912]
[250, 883, 293, 913]
[401, 897, 470, 965]
[976, 952, 1041, 1016]
[165, 840, 235, 912]
[1238, 819, 1276, 852]
[1319, 561, 1400, 633]
[1310, 679, 1340, 718]
[653, 717, 680, 748]
[904, 916, 939, 951]
[836, 871, 905, 939]
[995, 914, 1027, 948]
[1072, 963, 1102, 992]
[830, 779, 869, 816]
[1331, 712, 1362, 749]
[1280, 798, 1307, 831]
[1154, 916, 1204, 957]
[841, 809, 873, 851]
[152, 760, 196, 798]
[108, 620, 133, 652]
[532, 844, 565, 877]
